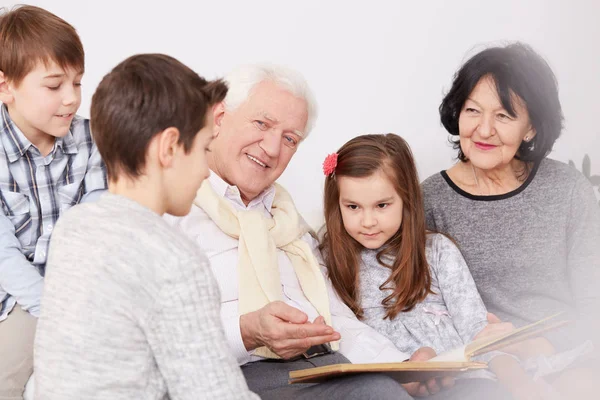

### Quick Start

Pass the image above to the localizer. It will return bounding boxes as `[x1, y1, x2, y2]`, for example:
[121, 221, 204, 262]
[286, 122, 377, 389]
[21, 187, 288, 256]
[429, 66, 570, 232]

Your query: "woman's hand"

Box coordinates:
[476, 313, 554, 359]
[502, 337, 556, 359]
[474, 312, 515, 340]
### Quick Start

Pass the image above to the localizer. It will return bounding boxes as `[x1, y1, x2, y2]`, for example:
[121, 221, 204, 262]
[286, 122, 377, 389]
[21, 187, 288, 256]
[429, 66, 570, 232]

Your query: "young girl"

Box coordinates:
[320, 133, 559, 400]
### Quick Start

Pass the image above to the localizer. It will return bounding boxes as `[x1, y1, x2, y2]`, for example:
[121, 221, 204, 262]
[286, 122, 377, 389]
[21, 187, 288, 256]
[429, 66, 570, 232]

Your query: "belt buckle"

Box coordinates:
[302, 343, 332, 359]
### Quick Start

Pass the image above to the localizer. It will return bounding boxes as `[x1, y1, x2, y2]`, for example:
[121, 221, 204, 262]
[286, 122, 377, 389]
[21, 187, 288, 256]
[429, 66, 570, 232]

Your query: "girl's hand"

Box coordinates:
[402, 347, 455, 397]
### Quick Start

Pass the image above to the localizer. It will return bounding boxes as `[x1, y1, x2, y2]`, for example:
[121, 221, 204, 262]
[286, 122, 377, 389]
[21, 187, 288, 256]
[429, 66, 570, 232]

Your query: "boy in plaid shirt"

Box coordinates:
[0, 5, 106, 398]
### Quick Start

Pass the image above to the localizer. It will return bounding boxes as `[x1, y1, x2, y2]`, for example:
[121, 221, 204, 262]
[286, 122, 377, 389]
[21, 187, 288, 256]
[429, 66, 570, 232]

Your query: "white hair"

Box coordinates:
[223, 63, 318, 137]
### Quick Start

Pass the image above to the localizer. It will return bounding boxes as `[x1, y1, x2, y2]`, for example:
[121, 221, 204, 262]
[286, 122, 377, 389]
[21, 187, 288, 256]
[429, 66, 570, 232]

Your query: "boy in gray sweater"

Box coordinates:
[33, 54, 258, 400]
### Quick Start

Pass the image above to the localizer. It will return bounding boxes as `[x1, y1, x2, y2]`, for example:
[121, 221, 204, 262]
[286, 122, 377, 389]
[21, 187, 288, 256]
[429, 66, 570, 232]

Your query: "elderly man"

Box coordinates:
[164, 64, 506, 400]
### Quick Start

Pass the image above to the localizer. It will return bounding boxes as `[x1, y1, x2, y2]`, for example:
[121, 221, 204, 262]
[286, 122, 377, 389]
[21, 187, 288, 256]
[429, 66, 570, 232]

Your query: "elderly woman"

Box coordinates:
[422, 43, 600, 396]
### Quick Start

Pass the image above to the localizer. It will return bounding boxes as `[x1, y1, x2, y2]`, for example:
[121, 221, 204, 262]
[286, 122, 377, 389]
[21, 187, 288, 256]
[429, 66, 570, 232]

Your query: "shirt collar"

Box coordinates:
[1, 104, 33, 162]
[208, 170, 276, 211]
[0, 104, 79, 162]
[58, 122, 79, 155]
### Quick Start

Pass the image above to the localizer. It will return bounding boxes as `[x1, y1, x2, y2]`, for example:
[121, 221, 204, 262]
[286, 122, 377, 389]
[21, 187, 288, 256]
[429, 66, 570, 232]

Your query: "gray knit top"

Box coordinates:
[359, 233, 488, 356]
[422, 158, 600, 353]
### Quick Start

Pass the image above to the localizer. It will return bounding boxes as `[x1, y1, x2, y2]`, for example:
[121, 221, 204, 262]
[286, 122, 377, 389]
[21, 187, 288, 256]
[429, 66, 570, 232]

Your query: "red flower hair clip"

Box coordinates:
[322, 153, 338, 177]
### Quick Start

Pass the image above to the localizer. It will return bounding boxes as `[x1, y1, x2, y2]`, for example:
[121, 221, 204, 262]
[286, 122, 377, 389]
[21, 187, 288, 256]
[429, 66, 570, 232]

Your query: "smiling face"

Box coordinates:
[1, 59, 82, 147]
[207, 80, 308, 203]
[458, 75, 535, 171]
[338, 169, 403, 250]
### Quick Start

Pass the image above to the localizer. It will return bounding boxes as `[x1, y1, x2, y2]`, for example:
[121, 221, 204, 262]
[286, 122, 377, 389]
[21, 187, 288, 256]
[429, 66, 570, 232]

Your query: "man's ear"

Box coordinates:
[0, 71, 14, 104]
[155, 127, 181, 168]
[212, 102, 226, 137]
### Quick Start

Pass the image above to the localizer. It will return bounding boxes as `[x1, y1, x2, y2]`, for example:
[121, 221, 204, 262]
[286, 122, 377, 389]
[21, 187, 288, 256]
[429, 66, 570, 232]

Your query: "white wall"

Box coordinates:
[7, 0, 600, 228]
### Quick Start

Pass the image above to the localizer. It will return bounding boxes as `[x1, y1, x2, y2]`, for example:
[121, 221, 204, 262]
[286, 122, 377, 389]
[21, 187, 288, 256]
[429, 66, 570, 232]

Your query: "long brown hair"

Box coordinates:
[320, 134, 432, 320]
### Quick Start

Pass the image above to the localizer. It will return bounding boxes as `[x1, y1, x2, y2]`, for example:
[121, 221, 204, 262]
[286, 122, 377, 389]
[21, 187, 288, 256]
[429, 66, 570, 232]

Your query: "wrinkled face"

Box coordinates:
[458, 75, 535, 171]
[338, 169, 403, 250]
[2, 60, 82, 142]
[165, 114, 215, 216]
[208, 80, 308, 203]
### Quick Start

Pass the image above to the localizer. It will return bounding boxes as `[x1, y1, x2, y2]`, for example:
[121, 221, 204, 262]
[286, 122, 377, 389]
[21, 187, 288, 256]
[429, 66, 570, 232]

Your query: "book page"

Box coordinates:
[427, 312, 569, 363]
[428, 345, 468, 362]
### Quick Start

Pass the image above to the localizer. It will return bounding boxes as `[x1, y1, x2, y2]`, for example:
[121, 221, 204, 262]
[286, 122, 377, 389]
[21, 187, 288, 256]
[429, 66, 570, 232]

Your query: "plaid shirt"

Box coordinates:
[0, 104, 107, 320]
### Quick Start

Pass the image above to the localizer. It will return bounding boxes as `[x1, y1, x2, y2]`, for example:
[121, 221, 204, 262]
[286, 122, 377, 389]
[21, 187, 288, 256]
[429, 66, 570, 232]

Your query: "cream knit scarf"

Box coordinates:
[193, 180, 337, 358]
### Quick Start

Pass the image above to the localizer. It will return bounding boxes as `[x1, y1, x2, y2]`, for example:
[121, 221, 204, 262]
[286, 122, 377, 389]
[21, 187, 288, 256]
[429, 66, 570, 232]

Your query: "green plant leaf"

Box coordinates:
[589, 175, 600, 186]
[583, 154, 591, 178]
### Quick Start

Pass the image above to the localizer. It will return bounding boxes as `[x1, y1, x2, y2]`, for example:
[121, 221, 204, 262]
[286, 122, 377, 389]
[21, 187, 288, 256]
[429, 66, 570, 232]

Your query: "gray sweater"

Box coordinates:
[34, 193, 258, 400]
[422, 158, 600, 353]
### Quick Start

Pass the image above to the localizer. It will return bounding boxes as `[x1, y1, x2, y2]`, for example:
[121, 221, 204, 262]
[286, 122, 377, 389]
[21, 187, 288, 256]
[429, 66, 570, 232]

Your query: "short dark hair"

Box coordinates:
[439, 42, 564, 163]
[91, 54, 227, 180]
[0, 5, 84, 85]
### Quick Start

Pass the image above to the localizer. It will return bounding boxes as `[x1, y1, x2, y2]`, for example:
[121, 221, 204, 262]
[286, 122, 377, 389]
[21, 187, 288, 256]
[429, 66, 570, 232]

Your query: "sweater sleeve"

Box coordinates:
[431, 235, 488, 343]
[564, 175, 600, 356]
[0, 209, 44, 317]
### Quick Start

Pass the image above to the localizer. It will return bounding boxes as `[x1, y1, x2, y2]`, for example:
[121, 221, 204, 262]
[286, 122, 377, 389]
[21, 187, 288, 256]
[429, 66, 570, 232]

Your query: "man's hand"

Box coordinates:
[402, 347, 455, 397]
[240, 301, 340, 359]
